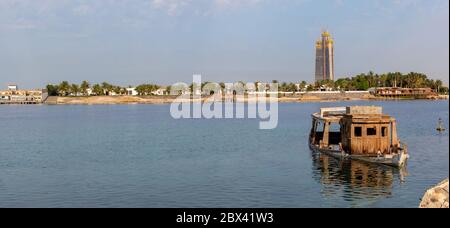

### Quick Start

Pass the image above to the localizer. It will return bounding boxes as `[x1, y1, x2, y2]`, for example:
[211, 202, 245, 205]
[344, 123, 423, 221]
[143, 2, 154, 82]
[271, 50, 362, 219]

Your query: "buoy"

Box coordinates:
[437, 118, 446, 132]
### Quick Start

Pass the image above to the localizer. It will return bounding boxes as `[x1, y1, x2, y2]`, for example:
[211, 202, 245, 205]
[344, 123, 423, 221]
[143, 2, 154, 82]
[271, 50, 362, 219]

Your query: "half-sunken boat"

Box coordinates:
[309, 106, 409, 167]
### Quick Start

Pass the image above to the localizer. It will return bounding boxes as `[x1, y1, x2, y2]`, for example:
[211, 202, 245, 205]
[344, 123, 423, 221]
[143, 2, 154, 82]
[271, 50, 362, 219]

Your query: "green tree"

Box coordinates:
[299, 81, 307, 91]
[280, 82, 288, 91]
[352, 74, 370, 90]
[101, 82, 113, 95]
[136, 84, 160, 95]
[92, 84, 104, 96]
[380, 74, 388, 87]
[113, 86, 122, 95]
[439, 86, 449, 94]
[58, 81, 70, 96]
[70, 84, 80, 96]
[46, 84, 59, 96]
[434, 80, 443, 92]
[335, 78, 351, 91]
[121, 87, 128, 95]
[80, 81, 90, 96]
[166, 86, 172, 95]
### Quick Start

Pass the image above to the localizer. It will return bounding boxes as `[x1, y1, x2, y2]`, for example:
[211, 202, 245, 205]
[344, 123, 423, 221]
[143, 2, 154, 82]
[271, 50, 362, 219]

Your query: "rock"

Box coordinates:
[420, 179, 449, 208]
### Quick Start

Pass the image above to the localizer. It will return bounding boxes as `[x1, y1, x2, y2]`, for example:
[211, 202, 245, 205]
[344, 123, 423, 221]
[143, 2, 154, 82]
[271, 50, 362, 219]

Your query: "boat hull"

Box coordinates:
[309, 143, 409, 168]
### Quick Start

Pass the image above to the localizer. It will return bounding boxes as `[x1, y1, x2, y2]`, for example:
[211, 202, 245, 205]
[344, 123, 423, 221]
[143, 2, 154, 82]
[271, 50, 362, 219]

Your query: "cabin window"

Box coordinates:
[367, 127, 377, 136]
[329, 123, 341, 132]
[382, 127, 388, 137]
[354, 127, 362, 137]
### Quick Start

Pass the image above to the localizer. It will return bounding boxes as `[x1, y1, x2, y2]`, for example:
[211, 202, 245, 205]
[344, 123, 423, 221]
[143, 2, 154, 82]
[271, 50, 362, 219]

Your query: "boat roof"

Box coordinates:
[312, 106, 394, 123]
[312, 107, 346, 122]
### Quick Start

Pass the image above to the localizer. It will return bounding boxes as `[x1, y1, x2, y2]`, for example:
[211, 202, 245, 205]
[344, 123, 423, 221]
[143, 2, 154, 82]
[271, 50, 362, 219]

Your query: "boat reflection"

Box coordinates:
[311, 152, 409, 206]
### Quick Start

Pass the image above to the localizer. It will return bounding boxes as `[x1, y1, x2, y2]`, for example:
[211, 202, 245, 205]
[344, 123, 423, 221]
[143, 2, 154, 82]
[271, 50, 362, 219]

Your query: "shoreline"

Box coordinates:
[39, 95, 449, 105]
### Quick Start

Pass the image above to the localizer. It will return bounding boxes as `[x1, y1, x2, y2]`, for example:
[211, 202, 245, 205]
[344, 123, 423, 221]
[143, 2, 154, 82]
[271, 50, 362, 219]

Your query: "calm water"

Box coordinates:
[0, 100, 448, 208]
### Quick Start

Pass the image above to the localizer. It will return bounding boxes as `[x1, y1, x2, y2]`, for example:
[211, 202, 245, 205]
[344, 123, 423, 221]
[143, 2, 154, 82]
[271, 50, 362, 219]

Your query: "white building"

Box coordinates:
[86, 88, 93, 96]
[0, 85, 48, 103]
[126, 87, 138, 96]
[8, 85, 18, 91]
[153, 87, 167, 96]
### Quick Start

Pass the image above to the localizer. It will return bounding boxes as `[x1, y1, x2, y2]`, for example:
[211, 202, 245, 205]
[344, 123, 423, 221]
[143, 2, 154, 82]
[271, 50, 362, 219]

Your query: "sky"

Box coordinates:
[0, 0, 449, 88]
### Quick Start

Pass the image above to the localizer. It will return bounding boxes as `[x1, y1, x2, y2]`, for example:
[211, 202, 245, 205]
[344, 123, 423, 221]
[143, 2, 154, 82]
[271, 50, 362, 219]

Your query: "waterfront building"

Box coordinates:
[153, 87, 168, 96]
[8, 85, 18, 91]
[315, 31, 335, 82]
[0, 85, 48, 104]
[86, 88, 93, 96]
[126, 87, 138, 96]
[369, 87, 437, 99]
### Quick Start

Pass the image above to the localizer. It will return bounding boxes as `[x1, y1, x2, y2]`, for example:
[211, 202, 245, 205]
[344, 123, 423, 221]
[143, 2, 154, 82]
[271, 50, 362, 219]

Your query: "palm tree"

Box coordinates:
[121, 87, 128, 95]
[299, 81, 307, 92]
[102, 82, 113, 95]
[380, 74, 388, 87]
[434, 80, 443, 94]
[92, 84, 103, 96]
[46, 84, 59, 96]
[70, 84, 80, 96]
[59, 81, 70, 96]
[113, 86, 122, 95]
[80, 81, 90, 96]
[135, 84, 160, 96]
[287, 83, 297, 92]
[280, 82, 288, 92]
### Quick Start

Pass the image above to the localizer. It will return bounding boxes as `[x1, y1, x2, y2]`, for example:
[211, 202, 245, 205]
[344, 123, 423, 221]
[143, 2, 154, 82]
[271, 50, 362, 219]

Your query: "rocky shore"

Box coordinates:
[420, 179, 449, 208]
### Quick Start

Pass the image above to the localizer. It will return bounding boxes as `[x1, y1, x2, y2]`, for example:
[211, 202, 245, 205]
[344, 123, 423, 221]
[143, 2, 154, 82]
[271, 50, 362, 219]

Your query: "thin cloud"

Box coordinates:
[214, 0, 264, 9]
[72, 4, 93, 16]
[150, 0, 266, 15]
[151, 0, 192, 16]
[0, 19, 39, 30]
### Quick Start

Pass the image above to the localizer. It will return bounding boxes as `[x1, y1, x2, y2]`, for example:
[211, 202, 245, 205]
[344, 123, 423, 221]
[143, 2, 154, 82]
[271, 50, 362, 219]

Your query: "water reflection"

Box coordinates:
[311, 152, 409, 207]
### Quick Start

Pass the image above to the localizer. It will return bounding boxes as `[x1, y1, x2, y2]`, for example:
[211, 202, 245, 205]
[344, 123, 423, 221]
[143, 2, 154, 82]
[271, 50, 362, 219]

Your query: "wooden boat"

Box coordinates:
[309, 106, 409, 167]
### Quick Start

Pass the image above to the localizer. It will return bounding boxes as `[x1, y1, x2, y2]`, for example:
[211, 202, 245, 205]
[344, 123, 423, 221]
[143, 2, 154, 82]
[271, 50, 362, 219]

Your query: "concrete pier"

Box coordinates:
[0, 101, 39, 105]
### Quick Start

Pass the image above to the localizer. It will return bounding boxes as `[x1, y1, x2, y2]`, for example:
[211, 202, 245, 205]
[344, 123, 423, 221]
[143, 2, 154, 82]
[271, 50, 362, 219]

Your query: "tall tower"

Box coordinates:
[315, 31, 335, 82]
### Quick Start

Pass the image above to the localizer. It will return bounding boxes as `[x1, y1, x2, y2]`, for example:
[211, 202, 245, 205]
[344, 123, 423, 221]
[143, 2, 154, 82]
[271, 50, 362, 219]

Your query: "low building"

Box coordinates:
[8, 85, 18, 91]
[126, 87, 138, 96]
[86, 88, 93, 96]
[0, 85, 48, 104]
[153, 87, 168, 96]
[370, 87, 437, 98]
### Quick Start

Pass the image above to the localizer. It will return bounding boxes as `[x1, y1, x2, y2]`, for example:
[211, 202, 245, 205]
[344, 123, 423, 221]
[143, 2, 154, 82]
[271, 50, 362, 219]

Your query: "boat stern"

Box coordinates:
[393, 144, 409, 167]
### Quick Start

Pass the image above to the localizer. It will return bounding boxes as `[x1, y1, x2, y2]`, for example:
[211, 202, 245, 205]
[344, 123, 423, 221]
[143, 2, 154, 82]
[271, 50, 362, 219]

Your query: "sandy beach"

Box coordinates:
[47, 93, 381, 105]
[42, 92, 449, 105]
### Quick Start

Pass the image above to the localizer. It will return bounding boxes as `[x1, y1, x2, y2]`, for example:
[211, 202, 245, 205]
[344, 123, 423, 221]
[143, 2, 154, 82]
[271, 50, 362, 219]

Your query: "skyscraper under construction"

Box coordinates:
[315, 31, 335, 82]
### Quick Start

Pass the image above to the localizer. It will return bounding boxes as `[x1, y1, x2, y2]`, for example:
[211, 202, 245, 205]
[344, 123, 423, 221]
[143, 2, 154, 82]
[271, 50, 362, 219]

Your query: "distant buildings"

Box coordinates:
[125, 86, 167, 96]
[8, 85, 18, 91]
[126, 87, 138, 96]
[154, 87, 168, 96]
[0, 85, 48, 104]
[315, 31, 335, 82]
[370, 87, 437, 99]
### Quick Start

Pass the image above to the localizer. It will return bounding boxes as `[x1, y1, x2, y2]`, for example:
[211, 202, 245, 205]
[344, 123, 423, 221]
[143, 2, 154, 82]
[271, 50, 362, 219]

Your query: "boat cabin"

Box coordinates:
[310, 106, 401, 156]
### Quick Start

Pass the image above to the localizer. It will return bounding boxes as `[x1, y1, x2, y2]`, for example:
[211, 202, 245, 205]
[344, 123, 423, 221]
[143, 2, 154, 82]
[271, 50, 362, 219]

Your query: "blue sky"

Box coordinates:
[0, 0, 448, 88]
